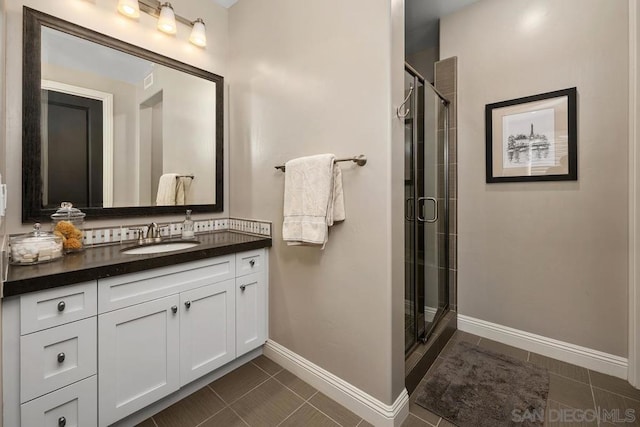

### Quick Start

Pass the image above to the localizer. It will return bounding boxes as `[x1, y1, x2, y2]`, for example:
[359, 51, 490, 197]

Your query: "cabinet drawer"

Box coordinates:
[236, 249, 264, 277]
[98, 256, 235, 313]
[21, 317, 97, 403]
[21, 375, 97, 427]
[20, 282, 97, 335]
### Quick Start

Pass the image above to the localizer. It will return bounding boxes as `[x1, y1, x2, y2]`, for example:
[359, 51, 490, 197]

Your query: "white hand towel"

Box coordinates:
[330, 164, 345, 223]
[282, 154, 345, 249]
[156, 173, 179, 206]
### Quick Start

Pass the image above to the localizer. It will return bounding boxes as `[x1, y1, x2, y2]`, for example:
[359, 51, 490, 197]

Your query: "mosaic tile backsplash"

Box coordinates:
[13, 217, 272, 249]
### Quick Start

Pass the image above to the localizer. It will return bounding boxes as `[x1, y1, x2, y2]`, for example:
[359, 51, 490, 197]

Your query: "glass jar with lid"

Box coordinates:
[10, 223, 63, 265]
[51, 202, 86, 253]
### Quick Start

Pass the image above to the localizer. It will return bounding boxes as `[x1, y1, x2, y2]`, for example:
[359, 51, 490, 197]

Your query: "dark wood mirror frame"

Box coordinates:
[22, 7, 224, 222]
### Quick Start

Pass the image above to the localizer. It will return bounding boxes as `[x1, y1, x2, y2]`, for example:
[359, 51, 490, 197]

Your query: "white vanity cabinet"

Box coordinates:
[179, 279, 236, 386]
[3, 248, 269, 427]
[236, 249, 267, 357]
[21, 376, 98, 427]
[98, 295, 181, 426]
[3, 281, 99, 427]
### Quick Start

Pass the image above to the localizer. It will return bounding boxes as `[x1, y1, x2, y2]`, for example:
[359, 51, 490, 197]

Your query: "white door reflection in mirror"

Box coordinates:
[41, 80, 114, 208]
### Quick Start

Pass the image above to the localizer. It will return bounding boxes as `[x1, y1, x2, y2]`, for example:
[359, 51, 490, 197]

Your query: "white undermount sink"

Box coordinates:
[121, 241, 201, 255]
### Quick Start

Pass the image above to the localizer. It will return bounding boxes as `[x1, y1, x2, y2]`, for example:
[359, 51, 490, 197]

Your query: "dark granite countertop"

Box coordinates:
[4, 231, 272, 298]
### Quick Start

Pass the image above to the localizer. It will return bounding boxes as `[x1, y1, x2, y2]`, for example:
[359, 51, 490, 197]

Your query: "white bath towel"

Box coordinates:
[282, 154, 345, 248]
[176, 177, 193, 205]
[156, 173, 179, 206]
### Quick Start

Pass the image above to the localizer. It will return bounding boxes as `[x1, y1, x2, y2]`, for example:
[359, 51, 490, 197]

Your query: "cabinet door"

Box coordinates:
[180, 279, 235, 386]
[98, 295, 180, 427]
[236, 273, 267, 357]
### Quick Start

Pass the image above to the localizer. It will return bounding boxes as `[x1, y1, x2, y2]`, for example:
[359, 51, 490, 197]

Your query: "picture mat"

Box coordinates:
[492, 96, 569, 178]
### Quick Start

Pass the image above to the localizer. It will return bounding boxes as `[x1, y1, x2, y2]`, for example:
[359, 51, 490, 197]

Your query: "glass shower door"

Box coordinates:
[418, 86, 449, 340]
[404, 71, 417, 353]
[404, 63, 449, 354]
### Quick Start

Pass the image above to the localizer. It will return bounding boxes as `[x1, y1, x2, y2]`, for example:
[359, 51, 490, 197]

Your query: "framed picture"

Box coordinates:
[485, 87, 577, 183]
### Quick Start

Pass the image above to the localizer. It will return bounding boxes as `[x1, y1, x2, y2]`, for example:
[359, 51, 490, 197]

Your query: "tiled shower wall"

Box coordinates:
[435, 57, 458, 311]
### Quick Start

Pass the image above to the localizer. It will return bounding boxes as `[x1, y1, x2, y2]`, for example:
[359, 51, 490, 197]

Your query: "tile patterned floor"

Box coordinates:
[408, 330, 640, 426]
[136, 355, 371, 427]
[138, 332, 640, 426]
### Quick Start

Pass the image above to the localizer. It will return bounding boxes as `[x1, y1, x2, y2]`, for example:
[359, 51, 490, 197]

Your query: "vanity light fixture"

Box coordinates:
[116, 0, 207, 47]
[117, 0, 140, 18]
[157, 2, 177, 35]
[189, 18, 207, 47]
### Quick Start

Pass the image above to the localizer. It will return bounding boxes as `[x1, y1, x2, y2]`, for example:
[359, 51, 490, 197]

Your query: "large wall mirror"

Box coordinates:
[23, 7, 223, 221]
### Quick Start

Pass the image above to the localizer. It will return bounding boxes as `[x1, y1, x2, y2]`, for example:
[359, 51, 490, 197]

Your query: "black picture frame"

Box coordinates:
[485, 87, 577, 183]
[23, 7, 224, 222]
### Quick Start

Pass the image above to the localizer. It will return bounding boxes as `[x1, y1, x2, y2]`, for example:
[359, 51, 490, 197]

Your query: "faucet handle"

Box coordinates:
[128, 228, 145, 244]
[156, 224, 170, 238]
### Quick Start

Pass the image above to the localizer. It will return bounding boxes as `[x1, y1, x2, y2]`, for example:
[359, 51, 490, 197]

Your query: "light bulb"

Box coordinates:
[117, 0, 140, 18]
[157, 2, 177, 35]
[189, 18, 207, 47]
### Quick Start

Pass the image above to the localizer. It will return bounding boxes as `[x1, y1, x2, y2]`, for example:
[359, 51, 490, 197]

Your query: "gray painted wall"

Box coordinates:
[406, 46, 438, 83]
[228, 0, 406, 405]
[441, 0, 629, 356]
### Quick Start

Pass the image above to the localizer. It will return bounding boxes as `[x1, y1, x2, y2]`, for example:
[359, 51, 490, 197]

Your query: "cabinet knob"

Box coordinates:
[171, 305, 178, 314]
[57, 301, 66, 312]
[58, 416, 66, 427]
[185, 301, 191, 309]
[249, 259, 256, 267]
[240, 284, 247, 292]
[57, 352, 65, 363]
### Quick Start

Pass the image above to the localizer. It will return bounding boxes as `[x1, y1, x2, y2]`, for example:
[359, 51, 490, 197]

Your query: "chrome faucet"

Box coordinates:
[146, 223, 167, 243]
[128, 223, 167, 245]
[146, 223, 159, 239]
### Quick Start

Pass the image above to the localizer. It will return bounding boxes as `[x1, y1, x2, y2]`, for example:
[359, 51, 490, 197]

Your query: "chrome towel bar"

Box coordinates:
[275, 155, 367, 172]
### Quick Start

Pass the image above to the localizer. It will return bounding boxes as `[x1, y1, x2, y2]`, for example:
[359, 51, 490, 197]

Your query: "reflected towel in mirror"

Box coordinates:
[156, 173, 179, 206]
[176, 177, 192, 205]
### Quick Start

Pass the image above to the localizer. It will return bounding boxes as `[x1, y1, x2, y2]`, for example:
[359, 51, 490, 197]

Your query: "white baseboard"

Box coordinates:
[458, 314, 628, 379]
[264, 340, 409, 427]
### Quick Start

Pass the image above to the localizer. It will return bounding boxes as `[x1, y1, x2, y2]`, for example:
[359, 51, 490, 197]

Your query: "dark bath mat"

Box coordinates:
[414, 341, 549, 427]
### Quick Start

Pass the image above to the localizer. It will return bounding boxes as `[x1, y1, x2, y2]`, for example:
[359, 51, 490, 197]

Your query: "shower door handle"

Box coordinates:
[417, 197, 438, 223]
